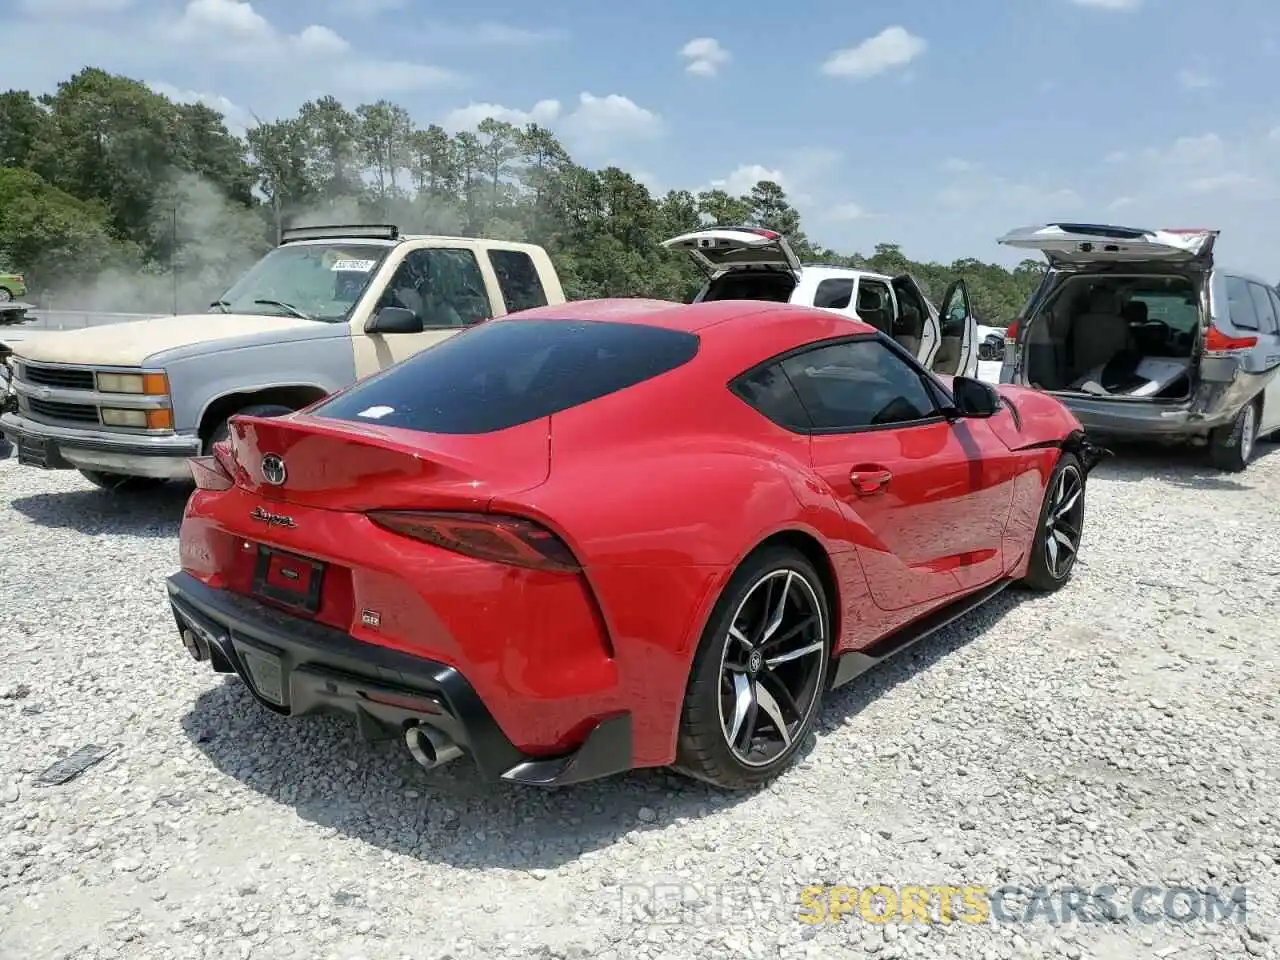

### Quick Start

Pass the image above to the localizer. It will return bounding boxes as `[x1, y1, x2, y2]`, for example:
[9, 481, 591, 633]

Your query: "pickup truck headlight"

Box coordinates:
[97, 371, 169, 395]
[101, 408, 174, 429]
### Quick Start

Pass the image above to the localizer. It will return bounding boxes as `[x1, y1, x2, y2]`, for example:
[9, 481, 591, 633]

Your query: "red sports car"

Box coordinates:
[167, 298, 1107, 790]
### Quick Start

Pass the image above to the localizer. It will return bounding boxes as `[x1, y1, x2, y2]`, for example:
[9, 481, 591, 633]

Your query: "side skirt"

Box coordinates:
[830, 578, 1013, 689]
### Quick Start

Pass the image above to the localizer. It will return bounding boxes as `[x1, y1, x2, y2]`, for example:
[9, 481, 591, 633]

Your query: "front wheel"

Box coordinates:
[204, 403, 294, 452]
[79, 470, 168, 493]
[673, 547, 831, 790]
[1017, 452, 1086, 592]
[0, 288, 12, 303]
[1208, 400, 1258, 473]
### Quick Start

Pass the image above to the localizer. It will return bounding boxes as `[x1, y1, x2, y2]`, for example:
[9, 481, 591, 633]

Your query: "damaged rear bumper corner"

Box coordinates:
[165, 571, 634, 788]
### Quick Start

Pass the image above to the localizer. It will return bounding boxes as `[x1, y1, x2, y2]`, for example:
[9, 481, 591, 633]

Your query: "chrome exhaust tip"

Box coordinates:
[181, 628, 208, 662]
[405, 724, 462, 770]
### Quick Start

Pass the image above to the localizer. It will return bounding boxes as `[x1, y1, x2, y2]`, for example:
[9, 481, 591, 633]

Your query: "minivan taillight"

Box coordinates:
[367, 511, 581, 572]
[1005, 318, 1020, 342]
[1203, 326, 1258, 354]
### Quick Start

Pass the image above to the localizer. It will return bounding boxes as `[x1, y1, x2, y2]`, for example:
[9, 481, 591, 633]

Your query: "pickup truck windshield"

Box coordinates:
[213, 242, 392, 321]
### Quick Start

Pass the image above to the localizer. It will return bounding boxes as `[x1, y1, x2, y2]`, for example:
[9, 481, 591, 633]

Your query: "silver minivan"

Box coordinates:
[998, 222, 1280, 472]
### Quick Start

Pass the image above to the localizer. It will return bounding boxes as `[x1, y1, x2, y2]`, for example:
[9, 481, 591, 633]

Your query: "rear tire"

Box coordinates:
[79, 470, 168, 493]
[1208, 400, 1258, 473]
[673, 546, 831, 790]
[204, 403, 294, 452]
[1017, 452, 1086, 593]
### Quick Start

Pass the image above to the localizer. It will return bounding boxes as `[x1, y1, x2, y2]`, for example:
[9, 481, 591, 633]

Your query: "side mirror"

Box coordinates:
[365, 306, 423, 334]
[950, 376, 999, 418]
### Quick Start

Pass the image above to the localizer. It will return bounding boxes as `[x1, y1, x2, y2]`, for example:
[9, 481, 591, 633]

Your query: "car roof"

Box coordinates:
[799, 264, 894, 283]
[502, 297, 879, 337]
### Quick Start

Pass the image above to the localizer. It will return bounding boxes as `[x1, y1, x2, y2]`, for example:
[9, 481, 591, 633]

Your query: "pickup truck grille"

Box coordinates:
[27, 398, 100, 423]
[22, 365, 96, 391]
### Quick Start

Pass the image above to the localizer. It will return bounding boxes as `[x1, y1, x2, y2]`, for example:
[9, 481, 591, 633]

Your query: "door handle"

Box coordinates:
[850, 467, 893, 496]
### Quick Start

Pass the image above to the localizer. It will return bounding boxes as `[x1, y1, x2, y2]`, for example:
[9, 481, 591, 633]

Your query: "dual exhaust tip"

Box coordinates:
[184, 626, 462, 771]
[405, 724, 462, 770]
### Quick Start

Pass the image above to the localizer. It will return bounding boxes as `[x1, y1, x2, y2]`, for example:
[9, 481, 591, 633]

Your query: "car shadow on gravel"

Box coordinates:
[179, 590, 1025, 870]
[1088, 437, 1280, 491]
[180, 680, 766, 870]
[9, 483, 193, 537]
[816, 586, 1025, 737]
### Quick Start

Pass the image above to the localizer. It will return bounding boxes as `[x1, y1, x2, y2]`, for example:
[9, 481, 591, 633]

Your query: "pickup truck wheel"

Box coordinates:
[205, 404, 294, 451]
[79, 470, 168, 493]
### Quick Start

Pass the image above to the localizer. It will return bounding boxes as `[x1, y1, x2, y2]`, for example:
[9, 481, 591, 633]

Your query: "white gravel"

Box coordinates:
[2, 442, 1279, 960]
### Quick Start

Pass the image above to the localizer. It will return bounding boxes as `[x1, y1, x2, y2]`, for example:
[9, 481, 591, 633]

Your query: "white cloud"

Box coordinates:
[148, 0, 460, 96]
[826, 202, 870, 222]
[441, 92, 662, 156]
[420, 22, 565, 46]
[559, 93, 664, 149]
[680, 37, 730, 77]
[146, 81, 253, 134]
[709, 164, 788, 196]
[1178, 68, 1217, 89]
[1071, 0, 1141, 9]
[17, 0, 134, 11]
[442, 100, 563, 132]
[821, 26, 926, 80]
[942, 157, 978, 173]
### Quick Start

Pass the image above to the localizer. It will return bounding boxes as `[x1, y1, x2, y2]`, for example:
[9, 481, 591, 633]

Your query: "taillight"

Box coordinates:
[189, 453, 234, 491]
[366, 511, 581, 572]
[1203, 326, 1258, 354]
[1005, 317, 1020, 343]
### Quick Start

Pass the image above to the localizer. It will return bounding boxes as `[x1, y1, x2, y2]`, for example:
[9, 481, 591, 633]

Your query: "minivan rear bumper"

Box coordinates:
[1044, 362, 1269, 440]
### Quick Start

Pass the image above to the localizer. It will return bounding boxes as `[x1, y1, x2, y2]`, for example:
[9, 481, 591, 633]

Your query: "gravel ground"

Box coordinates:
[1, 442, 1279, 960]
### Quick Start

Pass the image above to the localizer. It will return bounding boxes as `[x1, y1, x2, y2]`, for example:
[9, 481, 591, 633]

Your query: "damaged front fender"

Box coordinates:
[1062, 429, 1112, 475]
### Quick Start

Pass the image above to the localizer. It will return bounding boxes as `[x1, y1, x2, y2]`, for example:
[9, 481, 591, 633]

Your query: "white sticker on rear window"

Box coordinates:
[357, 405, 395, 419]
[332, 259, 376, 272]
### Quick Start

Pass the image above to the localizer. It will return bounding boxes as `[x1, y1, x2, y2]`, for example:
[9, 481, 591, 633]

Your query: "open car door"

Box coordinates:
[662, 227, 803, 280]
[933, 278, 979, 377]
[997, 223, 1218, 268]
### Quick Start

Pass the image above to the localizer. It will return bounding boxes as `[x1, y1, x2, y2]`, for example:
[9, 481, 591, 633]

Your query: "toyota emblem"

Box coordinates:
[260, 454, 287, 485]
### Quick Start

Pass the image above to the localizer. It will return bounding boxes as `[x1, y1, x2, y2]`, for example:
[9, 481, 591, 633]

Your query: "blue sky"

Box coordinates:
[5, 0, 1280, 277]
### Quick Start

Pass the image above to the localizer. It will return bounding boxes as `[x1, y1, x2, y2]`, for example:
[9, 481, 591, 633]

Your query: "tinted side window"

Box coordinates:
[489, 249, 549, 313]
[813, 278, 854, 309]
[1225, 276, 1259, 331]
[1247, 282, 1277, 335]
[779, 338, 938, 430]
[732, 363, 812, 430]
[377, 248, 494, 328]
[316, 319, 698, 435]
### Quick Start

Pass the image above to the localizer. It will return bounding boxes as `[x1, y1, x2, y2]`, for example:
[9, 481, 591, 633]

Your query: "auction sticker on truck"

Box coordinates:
[331, 259, 376, 272]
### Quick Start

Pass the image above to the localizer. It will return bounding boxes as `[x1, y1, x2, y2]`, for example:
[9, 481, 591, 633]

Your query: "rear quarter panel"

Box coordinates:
[487, 357, 880, 766]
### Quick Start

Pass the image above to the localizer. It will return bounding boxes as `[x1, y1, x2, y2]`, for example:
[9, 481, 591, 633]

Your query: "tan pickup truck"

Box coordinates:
[0, 225, 565, 491]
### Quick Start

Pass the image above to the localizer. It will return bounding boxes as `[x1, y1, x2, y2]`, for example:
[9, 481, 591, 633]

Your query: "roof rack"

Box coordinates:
[279, 224, 400, 244]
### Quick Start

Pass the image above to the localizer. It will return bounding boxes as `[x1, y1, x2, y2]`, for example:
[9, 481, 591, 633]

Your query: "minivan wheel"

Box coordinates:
[1208, 400, 1258, 473]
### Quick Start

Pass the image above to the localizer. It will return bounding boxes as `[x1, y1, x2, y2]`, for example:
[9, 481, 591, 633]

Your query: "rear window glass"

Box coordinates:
[314, 319, 699, 434]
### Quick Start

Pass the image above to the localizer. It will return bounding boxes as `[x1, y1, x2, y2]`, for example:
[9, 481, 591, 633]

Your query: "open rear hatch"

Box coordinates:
[221, 411, 551, 512]
[997, 222, 1218, 268]
[662, 227, 802, 280]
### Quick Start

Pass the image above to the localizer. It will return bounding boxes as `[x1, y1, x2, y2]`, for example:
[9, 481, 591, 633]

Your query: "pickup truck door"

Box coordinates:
[349, 245, 506, 378]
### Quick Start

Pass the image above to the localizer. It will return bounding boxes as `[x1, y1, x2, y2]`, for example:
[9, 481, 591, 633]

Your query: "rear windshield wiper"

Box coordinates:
[253, 299, 313, 320]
